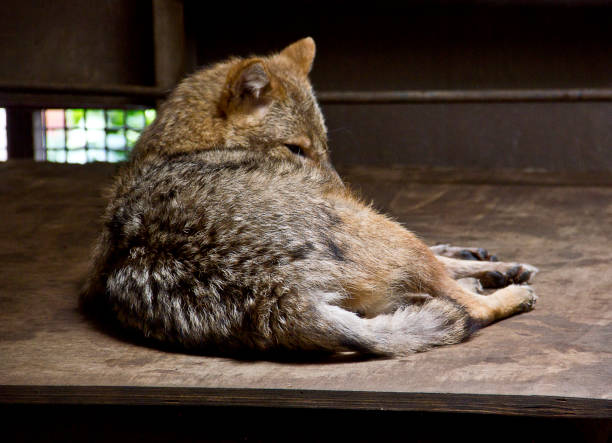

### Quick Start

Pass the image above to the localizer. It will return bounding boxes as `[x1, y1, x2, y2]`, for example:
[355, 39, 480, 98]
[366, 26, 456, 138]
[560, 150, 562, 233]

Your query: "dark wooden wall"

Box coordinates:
[185, 2, 612, 171]
[187, 3, 612, 91]
[0, 0, 156, 107]
[0, 0, 611, 171]
[0, 1, 154, 87]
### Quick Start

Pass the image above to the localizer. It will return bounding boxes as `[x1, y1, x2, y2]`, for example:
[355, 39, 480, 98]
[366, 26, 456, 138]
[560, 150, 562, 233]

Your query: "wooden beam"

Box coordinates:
[152, 0, 186, 91]
[2, 82, 612, 104]
[6, 107, 34, 159]
[317, 88, 612, 104]
[1, 386, 610, 418]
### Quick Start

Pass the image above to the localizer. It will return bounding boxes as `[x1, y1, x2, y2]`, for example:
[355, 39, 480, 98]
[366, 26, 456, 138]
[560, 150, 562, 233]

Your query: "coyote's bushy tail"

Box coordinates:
[284, 292, 475, 356]
[82, 249, 474, 356]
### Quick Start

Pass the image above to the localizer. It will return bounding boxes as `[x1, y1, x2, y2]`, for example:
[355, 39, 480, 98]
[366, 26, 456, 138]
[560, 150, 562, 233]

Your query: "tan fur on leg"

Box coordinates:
[437, 256, 538, 288]
[434, 277, 537, 326]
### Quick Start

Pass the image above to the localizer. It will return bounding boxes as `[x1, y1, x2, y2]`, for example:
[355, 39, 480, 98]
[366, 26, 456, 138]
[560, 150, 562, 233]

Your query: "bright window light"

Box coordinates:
[42, 108, 156, 163]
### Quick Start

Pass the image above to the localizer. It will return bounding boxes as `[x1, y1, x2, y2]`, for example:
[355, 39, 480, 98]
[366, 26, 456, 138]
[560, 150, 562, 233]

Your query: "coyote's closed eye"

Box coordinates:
[285, 143, 307, 157]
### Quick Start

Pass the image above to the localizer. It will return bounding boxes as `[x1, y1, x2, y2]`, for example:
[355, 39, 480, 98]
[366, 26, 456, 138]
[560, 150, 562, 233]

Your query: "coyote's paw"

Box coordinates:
[513, 284, 538, 312]
[431, 244, 499, 261]
[494, 284, 538, 317]
[481, 263, 539, 288]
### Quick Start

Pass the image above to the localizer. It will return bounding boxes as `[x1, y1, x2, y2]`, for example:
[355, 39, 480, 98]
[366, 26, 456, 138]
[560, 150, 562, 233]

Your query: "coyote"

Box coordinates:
[82, 38, 538, 356]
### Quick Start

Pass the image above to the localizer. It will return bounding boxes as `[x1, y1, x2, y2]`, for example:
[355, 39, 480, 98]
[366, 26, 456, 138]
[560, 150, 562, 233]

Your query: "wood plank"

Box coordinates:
[0, 162, 610, 418]
[0, 386, 610, 418]
[318, 89, 612, 103]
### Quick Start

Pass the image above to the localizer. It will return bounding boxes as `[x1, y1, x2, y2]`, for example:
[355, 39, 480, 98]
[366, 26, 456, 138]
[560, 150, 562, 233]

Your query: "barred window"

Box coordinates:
[42, 108, 156, 163]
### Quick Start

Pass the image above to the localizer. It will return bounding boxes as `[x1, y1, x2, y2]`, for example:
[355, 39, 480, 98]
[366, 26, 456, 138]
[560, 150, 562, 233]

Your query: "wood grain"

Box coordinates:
[1, 161, 610, 418]
[0, 386, 610, 418]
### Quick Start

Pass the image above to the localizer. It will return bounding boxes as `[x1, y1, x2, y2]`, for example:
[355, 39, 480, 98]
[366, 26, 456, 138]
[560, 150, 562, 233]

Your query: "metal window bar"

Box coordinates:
[42, 108, 156, 163]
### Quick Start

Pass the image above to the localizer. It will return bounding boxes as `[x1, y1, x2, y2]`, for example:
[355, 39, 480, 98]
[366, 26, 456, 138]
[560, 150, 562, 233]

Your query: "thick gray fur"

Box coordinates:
[82, 149, 471, 356]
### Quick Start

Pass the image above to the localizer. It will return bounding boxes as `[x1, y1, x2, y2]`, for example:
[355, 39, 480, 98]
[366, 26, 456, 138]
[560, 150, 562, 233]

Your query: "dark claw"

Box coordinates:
[507, 265, 522, 279]
[479, 265, 533, 289]
[482, 270, 507, 288]
[506, 265, 532, 284]
[516, 270, 532, 284]
[454, 247, 501, 262]
[460, 250, 479, 260]
[458, 247, 499, 261]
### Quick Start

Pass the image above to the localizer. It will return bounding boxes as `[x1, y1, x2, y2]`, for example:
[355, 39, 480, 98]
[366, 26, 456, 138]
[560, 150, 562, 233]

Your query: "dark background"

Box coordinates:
[0, 0, 611, 170]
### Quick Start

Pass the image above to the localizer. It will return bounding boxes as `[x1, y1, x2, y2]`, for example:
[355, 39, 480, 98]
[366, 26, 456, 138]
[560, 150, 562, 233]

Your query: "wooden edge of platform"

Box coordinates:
[0, 386, 609, 418]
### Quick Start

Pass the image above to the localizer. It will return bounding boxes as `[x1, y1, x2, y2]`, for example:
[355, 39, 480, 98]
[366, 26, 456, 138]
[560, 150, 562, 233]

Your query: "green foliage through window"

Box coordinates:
[43, 108, 156, 163]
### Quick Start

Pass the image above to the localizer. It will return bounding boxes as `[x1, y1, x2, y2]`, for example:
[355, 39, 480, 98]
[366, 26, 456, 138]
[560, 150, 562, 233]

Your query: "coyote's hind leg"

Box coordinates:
[434, 276, 537, 326]
[436, 256, 538, 288]
[430, 244, 498, 261]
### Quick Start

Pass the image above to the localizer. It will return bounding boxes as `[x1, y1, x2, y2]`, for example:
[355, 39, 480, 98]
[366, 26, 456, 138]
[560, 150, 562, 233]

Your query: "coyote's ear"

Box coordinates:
[220, 59, 271, 116]
[280, 37, 316, 76]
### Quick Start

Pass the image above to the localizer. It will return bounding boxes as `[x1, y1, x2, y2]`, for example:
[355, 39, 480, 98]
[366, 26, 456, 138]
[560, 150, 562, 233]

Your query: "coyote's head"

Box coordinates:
[134, 38, 332, 169]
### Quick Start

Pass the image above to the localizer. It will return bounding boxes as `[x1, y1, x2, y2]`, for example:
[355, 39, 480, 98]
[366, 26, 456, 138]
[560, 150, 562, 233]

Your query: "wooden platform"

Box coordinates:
[1, 161, 611, 421]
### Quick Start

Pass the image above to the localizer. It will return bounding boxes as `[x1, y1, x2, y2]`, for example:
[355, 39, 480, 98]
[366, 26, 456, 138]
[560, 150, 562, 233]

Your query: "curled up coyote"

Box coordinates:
[82, 38, 538, 356]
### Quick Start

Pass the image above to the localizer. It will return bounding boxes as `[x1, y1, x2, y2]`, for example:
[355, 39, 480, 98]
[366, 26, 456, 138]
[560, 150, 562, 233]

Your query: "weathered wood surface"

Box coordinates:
[1, 161, 610, 417]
